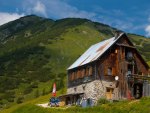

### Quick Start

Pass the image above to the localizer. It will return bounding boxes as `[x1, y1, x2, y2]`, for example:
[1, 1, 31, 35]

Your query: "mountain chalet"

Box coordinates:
[59, 33, 150, 106]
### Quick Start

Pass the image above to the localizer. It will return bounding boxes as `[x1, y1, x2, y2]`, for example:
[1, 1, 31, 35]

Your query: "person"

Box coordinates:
[49, 97, 60, 107]
[55, 98, 60, 107]
[49, 97, 55, 107]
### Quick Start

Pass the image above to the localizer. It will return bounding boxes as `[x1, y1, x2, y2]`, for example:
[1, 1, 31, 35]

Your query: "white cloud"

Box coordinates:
[33, 1, 47, 17]
[23, 0, 47, 17]
[23, 0, 96, 19]
[0, 12, 24, 26]
[145, 25, 150, 37]
[44, 0, 96, 19]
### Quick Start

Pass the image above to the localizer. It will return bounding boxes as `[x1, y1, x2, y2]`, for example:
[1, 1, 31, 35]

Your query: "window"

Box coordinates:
[108, 67, 112, 75]
[127, 64, 133, 75]
[128, 70, 132, 75]
[106, 88, 111, 92]
[115, 49, 118, 54]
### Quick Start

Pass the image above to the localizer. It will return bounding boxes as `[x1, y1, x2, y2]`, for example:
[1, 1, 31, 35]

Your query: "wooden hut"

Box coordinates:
[62, 33, 150, 105]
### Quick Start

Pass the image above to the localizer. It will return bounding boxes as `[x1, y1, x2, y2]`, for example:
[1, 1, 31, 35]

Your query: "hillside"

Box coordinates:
[0, 15, 150, 110]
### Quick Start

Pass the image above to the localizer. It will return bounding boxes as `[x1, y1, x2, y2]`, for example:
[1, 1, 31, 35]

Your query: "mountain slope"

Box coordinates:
[0, 15, 150, 110]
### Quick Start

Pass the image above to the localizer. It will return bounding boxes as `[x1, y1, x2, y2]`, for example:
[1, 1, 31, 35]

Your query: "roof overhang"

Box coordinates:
[59, 93, 84, 98]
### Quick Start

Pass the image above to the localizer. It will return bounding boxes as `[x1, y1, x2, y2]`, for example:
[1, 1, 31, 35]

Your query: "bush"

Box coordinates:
[16, 97, 24, 104]
[42, 88, 46, 95]
[34, 89, 39, 98]
[30, 81, 38, 88]
[97, 98, 109, 105]
[0, 101, 3, 105]
[23, 86, 33, 94]
[7, 98, 14, 102]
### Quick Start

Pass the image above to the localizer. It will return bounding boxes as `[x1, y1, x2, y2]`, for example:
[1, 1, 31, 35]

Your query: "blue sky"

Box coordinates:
[1, 0, 150, 37]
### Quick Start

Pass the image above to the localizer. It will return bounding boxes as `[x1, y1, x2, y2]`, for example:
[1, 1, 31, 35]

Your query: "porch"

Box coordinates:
[59, 93, 84, 106]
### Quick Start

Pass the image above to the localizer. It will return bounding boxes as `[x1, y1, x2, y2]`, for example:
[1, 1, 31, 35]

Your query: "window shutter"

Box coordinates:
[77, 70, 80, 79]
[72, 72, 75, 80]
[69, 73, 72, 81]
[75, 72, 77, 80]
[89, 67, 93, 76]
[112, 67, 116, 76]
[77, 70, 79, 79]
[86, 67, 89, 76]
[78, 70, 82, 79]
[81, 69, 85, 78]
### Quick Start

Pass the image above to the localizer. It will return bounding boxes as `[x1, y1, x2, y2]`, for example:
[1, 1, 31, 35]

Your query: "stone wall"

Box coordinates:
[67, 80, 119, 103]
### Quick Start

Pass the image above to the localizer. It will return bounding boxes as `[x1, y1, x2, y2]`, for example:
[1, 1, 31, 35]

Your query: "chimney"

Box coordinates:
[113, 30, 122, 39]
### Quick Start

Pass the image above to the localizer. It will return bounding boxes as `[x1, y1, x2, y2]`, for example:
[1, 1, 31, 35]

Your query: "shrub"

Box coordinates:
[34, 89, 39, 98]
[7, 98, 14, 102]
[97, 98, 109, 105]
[30, 81, 38, 88]
[42, 88, 46, 95]
[16, 97, 24, 104]
[23, 86, 33, 94]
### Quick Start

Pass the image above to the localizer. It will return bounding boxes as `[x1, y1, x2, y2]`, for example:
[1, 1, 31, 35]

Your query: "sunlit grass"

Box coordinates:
[5, 97, 150, 113]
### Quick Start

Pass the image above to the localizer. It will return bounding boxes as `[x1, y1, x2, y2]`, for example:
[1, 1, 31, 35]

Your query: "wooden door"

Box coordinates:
[106, 88, 113, 100]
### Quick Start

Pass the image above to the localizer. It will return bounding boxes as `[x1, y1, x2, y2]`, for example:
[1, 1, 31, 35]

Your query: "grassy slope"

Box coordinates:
[128, 33, 150, 62]
[0, 89, 65, 113]
[1, 97, 150, 113]
[0, 16, 109, 109]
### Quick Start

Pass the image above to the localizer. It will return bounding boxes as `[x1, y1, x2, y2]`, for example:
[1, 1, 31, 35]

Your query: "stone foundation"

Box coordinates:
[67, 80, 119, 103]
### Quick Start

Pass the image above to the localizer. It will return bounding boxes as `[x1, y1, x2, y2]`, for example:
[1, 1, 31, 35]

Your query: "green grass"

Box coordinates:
[1, 97, 149, 113]
[147, 61, 150, 66]
[129, 33, 150, 62]
[0, 89, 65, 113]
[0, 95, 49, 113]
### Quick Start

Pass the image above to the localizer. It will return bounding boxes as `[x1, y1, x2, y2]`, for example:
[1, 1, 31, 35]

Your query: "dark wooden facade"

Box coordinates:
[68, 33, 149, 99]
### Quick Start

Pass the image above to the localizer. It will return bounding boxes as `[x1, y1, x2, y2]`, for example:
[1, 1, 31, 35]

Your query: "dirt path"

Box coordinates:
[37, 103, 50, 108]
[36, 103, 69, 109]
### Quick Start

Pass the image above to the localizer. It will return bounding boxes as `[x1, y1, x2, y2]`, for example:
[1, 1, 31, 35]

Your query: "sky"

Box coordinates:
[1, 0, 150, 37]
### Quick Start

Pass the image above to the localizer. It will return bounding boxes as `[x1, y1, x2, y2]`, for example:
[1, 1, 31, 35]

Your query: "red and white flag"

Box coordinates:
[52, 83, 56, 96]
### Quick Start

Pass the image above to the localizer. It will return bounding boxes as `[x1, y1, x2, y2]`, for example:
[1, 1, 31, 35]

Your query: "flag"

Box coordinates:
[52, 83, 56, 96]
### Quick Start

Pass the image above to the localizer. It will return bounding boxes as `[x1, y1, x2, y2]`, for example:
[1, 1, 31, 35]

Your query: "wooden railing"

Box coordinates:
[127, 74, 150, 81]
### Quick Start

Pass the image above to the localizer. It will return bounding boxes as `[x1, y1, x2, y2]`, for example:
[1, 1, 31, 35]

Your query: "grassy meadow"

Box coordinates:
[1, 96, 150, 113]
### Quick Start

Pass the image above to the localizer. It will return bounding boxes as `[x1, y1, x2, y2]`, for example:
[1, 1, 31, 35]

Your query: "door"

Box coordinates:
[133, 83, 143, 99]
[106, 88, 114, 100]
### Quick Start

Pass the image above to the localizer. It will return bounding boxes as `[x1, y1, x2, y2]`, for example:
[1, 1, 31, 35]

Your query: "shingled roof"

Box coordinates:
[68, 33, 124, 70]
